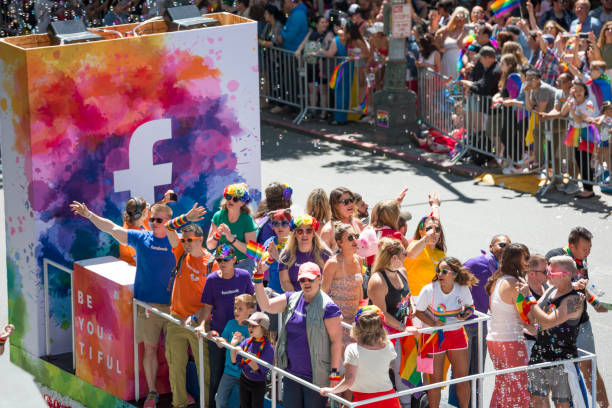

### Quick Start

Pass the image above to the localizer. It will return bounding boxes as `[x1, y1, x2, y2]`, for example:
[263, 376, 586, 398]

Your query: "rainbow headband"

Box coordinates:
[354, 305, 385, 325]
[417, 215, 440, 230]
[224, 184, 251, 203]
[283, 183, 293, 201]
[293, 215, 319, 232]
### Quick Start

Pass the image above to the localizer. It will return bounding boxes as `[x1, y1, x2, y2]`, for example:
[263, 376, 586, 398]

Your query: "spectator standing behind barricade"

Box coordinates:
[460, 46, 501, 98]
[594, 21, 612, 78]
[259, 5, 285, 110]
[546, 227, 610, 408]
[415, 257, 477, 408]
[322, 222, 363, 347]
[70, 200, 177, 408]
[206, 183, 258, 271]
[0, 324, 14, 356]
[279, 0, 308, 52]
[588, 100, 612, 190]
[484, 243, 531, 408]
[557, 80, 600, 198]
[319, 306, 403, 408]
[253, 182, 293, 245]
[279, 215, 331, 292]
[448, 234, 510, 408]
[367, 238, 419, 408]
[403, 193, 444, 297]
[320, 187, 363, 251]
[294, 16, 335, 120]
[260, 209, 292, 293]
[522, 254, 549, 360]
[591, 0, 612, 24]
[229, 312, 274, 408]
[319, 27, 353, 125]
[193, 245, 255, 408]
[492, 54, 521, 168]
[367, 22, 389, 93]
[415, 31, 442, 72]
[213, 294, 255, 408]
[306, 188, 332, 226]
[435, 7, 469, 79]
[254, 262, 343, 408]
[571, 0, 602, 37]
[164, 211, 214, 408]
[517, 256, 584, 408]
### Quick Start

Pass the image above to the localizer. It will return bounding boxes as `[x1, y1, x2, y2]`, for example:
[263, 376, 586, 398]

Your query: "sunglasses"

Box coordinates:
[426, 226, 441, 233]
[271, 220, 291, 228]
[346, 233, 360, 242]
[548, 269, 570, 277]
[296, 228, 314, 235]
[299, 278, 315, 283]
[437, 268, 457, 276]
[216, 257, 234, 262]
[181, 237, 201, 243]
[224, 194, 242, 202]
[149, 217, 166, 224]
[341, 197, 355, 205]
[497, 242, 507, 248]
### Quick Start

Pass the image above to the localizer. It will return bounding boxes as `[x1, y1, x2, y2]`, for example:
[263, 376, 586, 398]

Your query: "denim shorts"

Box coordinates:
[527, 365, 570, 402]
[577, 320, 596, 354]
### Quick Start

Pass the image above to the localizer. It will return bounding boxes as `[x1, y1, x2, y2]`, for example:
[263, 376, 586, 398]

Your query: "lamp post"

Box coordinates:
[372, 0, 418, 144]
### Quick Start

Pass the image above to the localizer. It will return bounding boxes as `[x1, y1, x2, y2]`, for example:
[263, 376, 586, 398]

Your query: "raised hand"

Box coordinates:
[70, 201, 91, 218]
[186, 202, 207, 222]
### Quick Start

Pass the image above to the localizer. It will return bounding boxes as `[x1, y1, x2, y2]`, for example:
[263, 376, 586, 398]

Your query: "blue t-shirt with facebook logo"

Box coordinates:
[127, 229, 175, 304]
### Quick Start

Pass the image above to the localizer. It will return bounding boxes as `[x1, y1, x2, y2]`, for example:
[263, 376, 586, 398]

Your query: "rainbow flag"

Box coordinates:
[358, 84, 370, 114]
[400, 336, 422, 386]
[246, 241, 266, 262]
[588, 76, 612, 108]
[329, 61, 348, 90]
[515, 293, 530, 323]
[490, 0, 520, 18]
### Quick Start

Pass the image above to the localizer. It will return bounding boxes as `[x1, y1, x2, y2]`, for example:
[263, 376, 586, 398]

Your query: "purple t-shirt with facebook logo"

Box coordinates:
[283, 292, 342, 380]
[201, 268, 254, 332]
[280, 250, 330, 292]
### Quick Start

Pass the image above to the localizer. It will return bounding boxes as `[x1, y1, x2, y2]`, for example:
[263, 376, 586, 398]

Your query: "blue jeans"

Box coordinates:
[208, 345, 227, 408]
[448, 323, 487, 408]
[215, 372, 240, 408]
[282, 376, 327, 408]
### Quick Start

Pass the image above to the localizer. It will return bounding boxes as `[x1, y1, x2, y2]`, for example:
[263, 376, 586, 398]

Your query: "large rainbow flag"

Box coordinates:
[400, 336, 422, 386]
[490, 0, 520, 18]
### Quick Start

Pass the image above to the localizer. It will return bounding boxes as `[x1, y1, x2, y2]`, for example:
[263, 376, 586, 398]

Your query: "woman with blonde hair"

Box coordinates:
[306, 188, 331, 226]
[367, 238, 418, 408]
[278, 215, 332, 292]
[414, 257, 478, 408]
[594, 20, 612, 78]
[320, 306, 402, 408]
[207, 183, 258, 271]
[435, 6, 469, 79]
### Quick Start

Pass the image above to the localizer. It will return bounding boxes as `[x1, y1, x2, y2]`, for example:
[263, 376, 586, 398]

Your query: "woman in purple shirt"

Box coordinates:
[254, 262, 343, 408]
[278, 215, 332, 292]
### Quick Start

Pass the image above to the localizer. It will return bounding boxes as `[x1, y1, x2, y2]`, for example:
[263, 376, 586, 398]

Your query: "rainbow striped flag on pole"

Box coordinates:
[490, 0, 520, 18]
[246, 241, 266, 262]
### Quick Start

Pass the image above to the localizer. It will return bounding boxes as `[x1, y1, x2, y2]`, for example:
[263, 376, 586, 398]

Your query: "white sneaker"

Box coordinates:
[564, 182, 582, 195]
[502, 165, 523, 175]
[270, 106, 284, 114]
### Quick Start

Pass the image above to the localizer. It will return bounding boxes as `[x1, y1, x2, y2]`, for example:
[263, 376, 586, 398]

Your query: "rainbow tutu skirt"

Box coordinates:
[564, 125, 601, 153]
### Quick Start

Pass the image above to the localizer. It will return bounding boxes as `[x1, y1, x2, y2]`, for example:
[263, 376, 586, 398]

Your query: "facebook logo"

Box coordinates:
[113, 119, 173, 203]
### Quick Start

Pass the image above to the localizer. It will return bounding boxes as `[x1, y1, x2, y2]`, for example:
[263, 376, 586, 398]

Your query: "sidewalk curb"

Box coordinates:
[261, 117, 482, 179]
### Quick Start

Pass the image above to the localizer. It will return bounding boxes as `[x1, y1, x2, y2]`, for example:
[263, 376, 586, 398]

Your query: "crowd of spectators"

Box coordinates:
[68, 181, 610, 408]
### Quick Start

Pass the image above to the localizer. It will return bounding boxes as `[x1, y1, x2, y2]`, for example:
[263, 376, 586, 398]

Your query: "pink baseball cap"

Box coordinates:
[297, 262, 321, 280]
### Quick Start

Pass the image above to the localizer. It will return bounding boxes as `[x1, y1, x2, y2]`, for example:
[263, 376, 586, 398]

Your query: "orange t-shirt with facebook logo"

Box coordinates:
[170, 244, 218, 318]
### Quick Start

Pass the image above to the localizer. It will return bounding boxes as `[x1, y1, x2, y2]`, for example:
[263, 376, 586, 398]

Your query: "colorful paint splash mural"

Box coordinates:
[0, 18, 260, 405]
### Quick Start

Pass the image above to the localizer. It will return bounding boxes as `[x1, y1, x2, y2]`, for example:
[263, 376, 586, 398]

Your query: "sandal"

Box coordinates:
[143, 390, 159, 408]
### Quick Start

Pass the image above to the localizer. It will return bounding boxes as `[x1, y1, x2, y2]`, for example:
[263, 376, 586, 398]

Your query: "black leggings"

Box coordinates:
[575, 148, 594, 192]
[240, 373, 267, 408]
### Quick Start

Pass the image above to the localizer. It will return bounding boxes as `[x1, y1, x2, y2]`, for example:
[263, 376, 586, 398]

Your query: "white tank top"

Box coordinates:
[486, 276, 524, 342]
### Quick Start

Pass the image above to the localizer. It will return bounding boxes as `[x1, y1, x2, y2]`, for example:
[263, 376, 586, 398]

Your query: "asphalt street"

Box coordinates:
[261, 124, 612, 405]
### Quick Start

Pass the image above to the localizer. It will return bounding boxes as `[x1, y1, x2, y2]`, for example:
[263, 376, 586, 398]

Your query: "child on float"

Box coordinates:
[214, 294, 256, 408]
[229, 312, 275, 408]
[319, 305, 401, 408]
[414, 257, 478, 408]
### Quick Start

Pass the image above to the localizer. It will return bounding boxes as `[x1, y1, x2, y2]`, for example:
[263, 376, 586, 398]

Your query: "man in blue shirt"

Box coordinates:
[571, 0, 602, 37]
[70, 199, 202, 408]
[279, 0, 308, 52]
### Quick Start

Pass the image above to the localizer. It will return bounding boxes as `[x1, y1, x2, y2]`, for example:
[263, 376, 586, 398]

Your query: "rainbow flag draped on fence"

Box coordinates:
[588, 75, 612, 108]
[329, 61, 348, 90]
[400, 336, 422, 386]
[490, 0, 520, 18]
[246, 241, 266, 262]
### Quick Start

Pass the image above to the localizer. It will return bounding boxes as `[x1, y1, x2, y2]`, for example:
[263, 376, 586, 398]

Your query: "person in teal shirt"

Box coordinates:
[207, 183, 258, 271]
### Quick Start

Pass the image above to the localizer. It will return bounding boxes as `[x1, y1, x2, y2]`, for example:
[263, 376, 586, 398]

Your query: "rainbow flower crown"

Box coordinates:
[292, 215, 319, 232]
[354, 305, 386, 325]
[224, 184, 251, 203]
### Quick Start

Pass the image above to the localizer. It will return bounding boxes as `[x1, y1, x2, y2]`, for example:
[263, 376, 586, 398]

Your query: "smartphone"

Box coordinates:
[579, 33, 589, 39]
[169, 192, 178, 202]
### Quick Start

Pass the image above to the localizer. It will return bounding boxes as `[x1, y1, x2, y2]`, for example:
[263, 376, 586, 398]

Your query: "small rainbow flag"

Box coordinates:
[400, 336, 422, 386]
[515, 293, 530, 323]
[490, 0, 520, 18]
[329, 61, 348, 90]
[246, 241, 266, 262]
[358, 84, 370, 114]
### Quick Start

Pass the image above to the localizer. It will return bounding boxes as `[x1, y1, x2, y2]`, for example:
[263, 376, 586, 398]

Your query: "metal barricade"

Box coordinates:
[259, 45, 305, 114]
[417, 67, 461, 139]
[296, 53, 366, 125]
